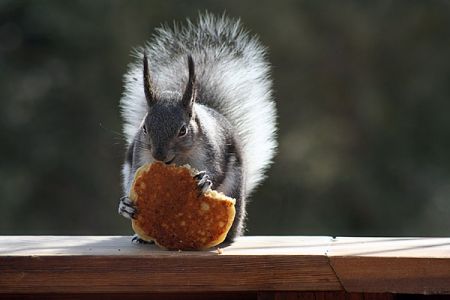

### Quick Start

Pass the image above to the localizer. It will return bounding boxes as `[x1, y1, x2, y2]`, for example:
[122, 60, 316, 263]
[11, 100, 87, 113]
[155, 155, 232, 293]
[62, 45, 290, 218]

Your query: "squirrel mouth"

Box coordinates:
[165, 156, 176, 165]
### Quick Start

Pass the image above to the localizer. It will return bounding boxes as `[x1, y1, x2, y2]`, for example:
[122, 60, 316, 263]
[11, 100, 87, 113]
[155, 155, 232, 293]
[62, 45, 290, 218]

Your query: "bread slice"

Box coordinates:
[129, 162, 236, 250]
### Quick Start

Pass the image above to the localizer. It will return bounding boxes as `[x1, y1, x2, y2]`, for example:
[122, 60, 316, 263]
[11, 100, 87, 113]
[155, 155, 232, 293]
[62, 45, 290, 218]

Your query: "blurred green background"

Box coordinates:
[1, 0, 449, 237]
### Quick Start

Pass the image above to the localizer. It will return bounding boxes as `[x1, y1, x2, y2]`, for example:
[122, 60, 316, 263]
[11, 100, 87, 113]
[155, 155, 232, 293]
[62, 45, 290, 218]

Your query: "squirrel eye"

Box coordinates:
[142, 124, 147, 135]
[178, 125, 188, 137]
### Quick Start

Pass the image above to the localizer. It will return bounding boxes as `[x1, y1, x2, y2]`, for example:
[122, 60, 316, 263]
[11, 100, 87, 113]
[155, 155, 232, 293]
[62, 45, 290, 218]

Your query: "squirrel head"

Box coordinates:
[140, 52, 198, 164]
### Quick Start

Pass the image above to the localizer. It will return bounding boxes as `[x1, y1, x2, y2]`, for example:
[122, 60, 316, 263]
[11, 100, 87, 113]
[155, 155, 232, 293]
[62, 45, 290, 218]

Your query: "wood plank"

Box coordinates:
[0, 236, 340, 294]
[0, 292, 257, 300]
[328, 237, 450, 258]
[0, 235, 333, 256]
[1, 236, 450, 295]
[257, 292, 394, 300]
[328, 237, 450, 295]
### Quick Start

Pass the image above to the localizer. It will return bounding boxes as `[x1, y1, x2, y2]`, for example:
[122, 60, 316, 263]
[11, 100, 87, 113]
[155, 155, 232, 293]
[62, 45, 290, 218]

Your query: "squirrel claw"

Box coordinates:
[193, 171, 206, 180]
[194, 171, 212, 194]
[118, 196, 137, 219]
[131, 234, 153, 244]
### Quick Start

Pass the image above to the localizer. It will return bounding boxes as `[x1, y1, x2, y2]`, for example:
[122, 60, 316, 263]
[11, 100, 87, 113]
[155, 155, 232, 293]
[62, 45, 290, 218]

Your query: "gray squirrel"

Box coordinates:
[118, 13, 277, 243]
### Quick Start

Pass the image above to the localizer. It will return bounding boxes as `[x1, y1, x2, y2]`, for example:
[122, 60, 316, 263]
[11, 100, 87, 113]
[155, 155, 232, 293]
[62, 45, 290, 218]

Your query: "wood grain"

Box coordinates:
[257, 292, 395, 300]
[328, 237, 450, 295]
[0, 236, 339, 294]
[0, 292, 256, 300]
[0, 292, 401, 300]
[0, 235, 333, 256]
[328, 237, 450, 258]
[0, 236, 449, 295]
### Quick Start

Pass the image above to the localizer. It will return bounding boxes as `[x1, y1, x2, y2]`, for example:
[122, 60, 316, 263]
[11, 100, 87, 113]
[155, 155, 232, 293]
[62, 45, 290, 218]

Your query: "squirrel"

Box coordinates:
[118, 13, 277, 244]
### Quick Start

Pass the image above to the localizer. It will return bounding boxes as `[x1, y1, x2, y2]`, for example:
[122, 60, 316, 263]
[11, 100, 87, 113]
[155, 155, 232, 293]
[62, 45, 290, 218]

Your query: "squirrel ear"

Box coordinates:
[143, 50, 156, 106]
[182, 55, 197, 115]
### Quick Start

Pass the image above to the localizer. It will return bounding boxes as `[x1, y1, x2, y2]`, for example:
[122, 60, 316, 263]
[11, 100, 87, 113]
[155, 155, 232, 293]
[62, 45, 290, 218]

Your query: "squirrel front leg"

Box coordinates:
[216, 154, 245, 243]
[118, 140, 148, 245]
[119, 140, 138, 220]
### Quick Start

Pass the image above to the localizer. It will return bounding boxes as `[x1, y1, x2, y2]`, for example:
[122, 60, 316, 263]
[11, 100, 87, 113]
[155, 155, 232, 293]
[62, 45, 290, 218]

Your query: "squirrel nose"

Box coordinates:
[152, 149, 167, 162]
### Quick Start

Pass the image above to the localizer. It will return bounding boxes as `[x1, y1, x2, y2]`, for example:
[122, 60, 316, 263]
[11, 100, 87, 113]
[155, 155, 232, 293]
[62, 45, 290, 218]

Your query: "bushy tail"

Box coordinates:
[120, 13, 277, 196]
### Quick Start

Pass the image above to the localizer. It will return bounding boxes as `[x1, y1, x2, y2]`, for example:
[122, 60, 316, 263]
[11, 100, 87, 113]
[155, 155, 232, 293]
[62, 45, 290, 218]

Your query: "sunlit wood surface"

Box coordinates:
[0, 236, 449, 297]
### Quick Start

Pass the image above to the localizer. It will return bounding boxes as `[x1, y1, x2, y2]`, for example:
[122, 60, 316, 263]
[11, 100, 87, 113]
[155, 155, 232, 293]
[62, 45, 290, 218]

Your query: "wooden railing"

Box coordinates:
[0, 236, 449, 299]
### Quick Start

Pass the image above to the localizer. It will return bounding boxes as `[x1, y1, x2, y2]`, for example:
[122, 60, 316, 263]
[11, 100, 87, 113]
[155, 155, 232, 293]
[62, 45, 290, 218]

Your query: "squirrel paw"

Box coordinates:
[131, 234, 154, 244]
[194, 171, 212, 194]
[118, 196, 136, 219]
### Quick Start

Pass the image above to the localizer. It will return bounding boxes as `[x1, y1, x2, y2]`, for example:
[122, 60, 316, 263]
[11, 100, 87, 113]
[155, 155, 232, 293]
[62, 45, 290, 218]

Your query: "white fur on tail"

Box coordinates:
[120, 13, 277, 196]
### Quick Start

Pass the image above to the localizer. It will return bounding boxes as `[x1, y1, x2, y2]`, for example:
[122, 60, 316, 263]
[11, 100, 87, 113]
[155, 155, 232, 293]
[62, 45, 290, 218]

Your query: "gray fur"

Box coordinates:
[120, 13, 277, 241]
